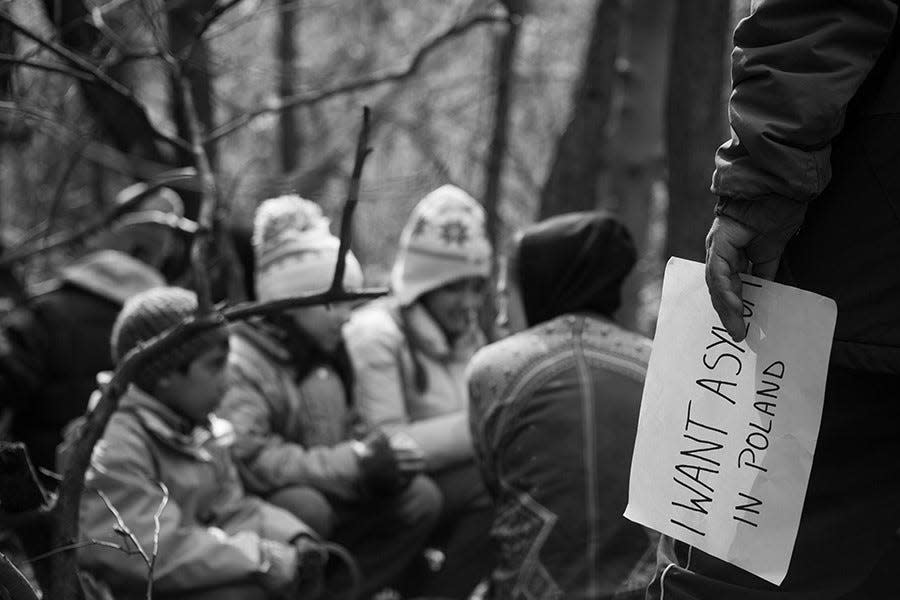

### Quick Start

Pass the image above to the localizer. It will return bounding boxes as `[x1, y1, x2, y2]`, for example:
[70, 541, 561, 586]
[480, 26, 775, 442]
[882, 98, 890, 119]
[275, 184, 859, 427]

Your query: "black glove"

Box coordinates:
[293, 535, 327, 599]
[352, 430, 408, 498]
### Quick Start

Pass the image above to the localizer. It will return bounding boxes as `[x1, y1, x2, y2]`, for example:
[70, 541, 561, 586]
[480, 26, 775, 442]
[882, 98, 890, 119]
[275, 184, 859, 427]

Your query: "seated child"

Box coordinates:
[59, 287, 324, 600]
[219, 195, 441, 598]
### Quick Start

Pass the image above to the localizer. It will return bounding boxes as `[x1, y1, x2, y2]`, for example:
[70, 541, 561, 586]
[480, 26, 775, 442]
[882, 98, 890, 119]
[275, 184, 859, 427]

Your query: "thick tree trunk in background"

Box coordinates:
[603, 0, 674, 335]
[539, 0, 623, 219]
[664, 0, 730, 263]
[39, 0, 166, 164]
[278, 0, 302, 173]
[168, 0, 218, 218]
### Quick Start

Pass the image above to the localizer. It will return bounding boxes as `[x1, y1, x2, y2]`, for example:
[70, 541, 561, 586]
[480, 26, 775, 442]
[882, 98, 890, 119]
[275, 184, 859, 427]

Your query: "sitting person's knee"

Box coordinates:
[267, 485, 335, 538]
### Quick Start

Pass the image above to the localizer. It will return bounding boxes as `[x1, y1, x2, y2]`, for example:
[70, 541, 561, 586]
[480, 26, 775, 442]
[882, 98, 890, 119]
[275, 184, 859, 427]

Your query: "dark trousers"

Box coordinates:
[402, 461, 497, 599]
[646, 366, 900, 599]
[267, 475, 441, 598]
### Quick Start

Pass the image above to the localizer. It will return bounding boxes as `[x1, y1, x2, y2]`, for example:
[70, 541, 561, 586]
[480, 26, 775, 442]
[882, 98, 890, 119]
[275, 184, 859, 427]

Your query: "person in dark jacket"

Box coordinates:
[0, 187, 184, 477]
[654, 2, 900, 599]
[468, 212, 657, 600]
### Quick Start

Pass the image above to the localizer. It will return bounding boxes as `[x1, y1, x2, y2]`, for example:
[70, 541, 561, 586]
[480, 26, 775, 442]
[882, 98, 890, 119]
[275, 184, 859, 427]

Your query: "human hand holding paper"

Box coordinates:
[625, 258, 836, 585]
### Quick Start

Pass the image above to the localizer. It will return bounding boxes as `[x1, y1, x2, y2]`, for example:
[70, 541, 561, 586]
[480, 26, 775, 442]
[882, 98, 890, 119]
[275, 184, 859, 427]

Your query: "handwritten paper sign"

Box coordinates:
[624, 257, 836, 585]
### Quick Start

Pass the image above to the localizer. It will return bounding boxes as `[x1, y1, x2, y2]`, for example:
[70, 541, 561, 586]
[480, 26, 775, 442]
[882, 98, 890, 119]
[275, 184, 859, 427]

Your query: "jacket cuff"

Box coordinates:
[715, 195, 808, 239]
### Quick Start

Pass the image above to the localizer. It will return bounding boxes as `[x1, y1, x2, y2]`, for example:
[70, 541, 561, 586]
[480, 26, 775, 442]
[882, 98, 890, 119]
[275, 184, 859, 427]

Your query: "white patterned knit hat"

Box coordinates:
[253, 194, 363, 300]
[391, 185, 491, 306]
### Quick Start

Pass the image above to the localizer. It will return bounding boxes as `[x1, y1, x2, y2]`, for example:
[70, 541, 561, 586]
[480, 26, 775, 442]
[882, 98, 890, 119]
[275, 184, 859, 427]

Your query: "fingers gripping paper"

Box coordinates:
[624, 258, 836, 585]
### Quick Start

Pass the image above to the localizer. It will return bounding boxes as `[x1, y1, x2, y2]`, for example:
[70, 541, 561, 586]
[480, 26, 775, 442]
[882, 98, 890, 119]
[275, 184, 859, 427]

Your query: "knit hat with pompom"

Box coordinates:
[110, 287, 229, 392]
[253, 194, 363, 301]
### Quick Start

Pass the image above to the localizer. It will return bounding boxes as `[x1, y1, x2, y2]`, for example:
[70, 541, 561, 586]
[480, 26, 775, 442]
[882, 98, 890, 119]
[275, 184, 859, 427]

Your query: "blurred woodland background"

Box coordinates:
[0, 0, 753, 335]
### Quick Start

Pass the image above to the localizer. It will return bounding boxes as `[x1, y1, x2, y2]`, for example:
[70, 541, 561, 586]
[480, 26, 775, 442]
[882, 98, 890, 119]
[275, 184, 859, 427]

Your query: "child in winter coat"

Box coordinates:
[343, 184, 495, 598]
[59, 287, 324, 600]
[219, 196, 441, 598]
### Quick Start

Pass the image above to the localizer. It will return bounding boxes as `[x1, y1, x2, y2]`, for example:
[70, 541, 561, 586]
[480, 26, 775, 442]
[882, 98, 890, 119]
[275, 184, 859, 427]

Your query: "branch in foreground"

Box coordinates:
[205, 12, 510, 144]
[331, 106, 371, 291]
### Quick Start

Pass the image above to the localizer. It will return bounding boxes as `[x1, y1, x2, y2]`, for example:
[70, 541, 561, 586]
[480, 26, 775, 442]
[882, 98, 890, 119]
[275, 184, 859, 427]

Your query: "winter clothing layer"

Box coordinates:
[220, 319, 442, 596]
[343, 297, 484, 471]
[61, 385, 310, 596]
[710, 0, 900, 372]
[469, 313, 656, 599]
[647, 367, 900, 600]
[0, 250, 163, 472]
[252, 194, 363, 301]
[651, 2, 900, 598]
[390, 185, 491, 306]
[220, 320, 362, 500]
[111, 287, 229, 392]
[515, 211, 636, 326]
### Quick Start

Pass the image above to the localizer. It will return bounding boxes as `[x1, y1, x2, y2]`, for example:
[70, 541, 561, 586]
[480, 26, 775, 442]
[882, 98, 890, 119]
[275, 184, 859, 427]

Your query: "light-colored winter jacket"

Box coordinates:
[220, 321, 362, 501]
[343, 298, 484, 471]
[61, 384, 308, 596]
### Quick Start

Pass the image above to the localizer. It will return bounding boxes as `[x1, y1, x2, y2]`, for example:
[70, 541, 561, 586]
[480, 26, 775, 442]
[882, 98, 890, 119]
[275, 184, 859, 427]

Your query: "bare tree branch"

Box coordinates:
[330, 106, 371, 291]
[0, 53, 97, 83]
[205, 12, 510, 144]
[0, 12, 191, 153]
[0, 550, 43, 600]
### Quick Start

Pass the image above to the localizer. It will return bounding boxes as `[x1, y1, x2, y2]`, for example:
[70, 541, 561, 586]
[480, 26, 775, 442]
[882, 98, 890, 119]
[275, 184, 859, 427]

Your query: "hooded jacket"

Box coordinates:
[61, 385, 308, 596]
[343, 297, 484, 472]
[469, 314, 656, 599]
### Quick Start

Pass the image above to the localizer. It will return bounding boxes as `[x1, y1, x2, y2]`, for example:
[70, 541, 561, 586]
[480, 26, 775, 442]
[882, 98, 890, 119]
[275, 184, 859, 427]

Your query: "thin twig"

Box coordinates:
[23, 539, 127, 564]
[205, 12, 510, 144]
[330, 106, 371, 291]
[0, 53, 97, 83]
[148, 482, 169, 600]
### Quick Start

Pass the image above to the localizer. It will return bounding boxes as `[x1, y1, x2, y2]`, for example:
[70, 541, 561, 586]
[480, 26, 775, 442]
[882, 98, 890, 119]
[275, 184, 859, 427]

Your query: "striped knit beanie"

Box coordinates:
[110, 287, 229, 392]
[253, 194, 363, 301]
[391, 185, 491, 306]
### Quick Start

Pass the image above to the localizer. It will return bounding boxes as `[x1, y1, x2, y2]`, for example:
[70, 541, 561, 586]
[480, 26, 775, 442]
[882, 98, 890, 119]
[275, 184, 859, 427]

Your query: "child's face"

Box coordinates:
[158, 340, 229, 423]
[289, 301, 353, 353]
[420, 277, 485, 340]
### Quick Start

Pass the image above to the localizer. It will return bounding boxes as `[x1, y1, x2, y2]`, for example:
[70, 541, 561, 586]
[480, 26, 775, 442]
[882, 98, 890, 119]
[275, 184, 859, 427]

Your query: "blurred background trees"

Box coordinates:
[0, 0, 752, 335]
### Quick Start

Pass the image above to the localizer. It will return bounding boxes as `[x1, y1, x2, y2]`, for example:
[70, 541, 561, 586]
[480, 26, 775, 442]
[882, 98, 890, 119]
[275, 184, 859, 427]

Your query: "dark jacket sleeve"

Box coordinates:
[0, 303, 51, 412]
[713, 0, 899, 210]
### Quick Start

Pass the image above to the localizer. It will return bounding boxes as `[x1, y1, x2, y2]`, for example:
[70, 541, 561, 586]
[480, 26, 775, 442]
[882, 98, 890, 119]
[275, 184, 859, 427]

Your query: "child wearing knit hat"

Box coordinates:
[62, 287, 325, 600]
[343, 184, 494, 597]
[219, 195, 441, 597]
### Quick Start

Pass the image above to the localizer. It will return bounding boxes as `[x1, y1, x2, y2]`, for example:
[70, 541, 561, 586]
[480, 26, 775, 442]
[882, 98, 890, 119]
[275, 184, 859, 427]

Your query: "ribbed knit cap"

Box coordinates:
[110, 287, 229, 392]
[391, 185, 491, 306]
[253, 194, 363, 300]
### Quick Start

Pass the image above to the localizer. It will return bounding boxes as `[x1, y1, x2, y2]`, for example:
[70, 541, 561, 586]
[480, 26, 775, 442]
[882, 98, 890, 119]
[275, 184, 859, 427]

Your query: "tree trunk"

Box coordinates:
[167, 0, 218, 218]
[39, 0, 167, 164]
[664, 0, 730, 263]
[278, 0, 302, 173]
[538, 0, 623, 220]
[482, 0, 524, 341]
[604, 0, 674, 335]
